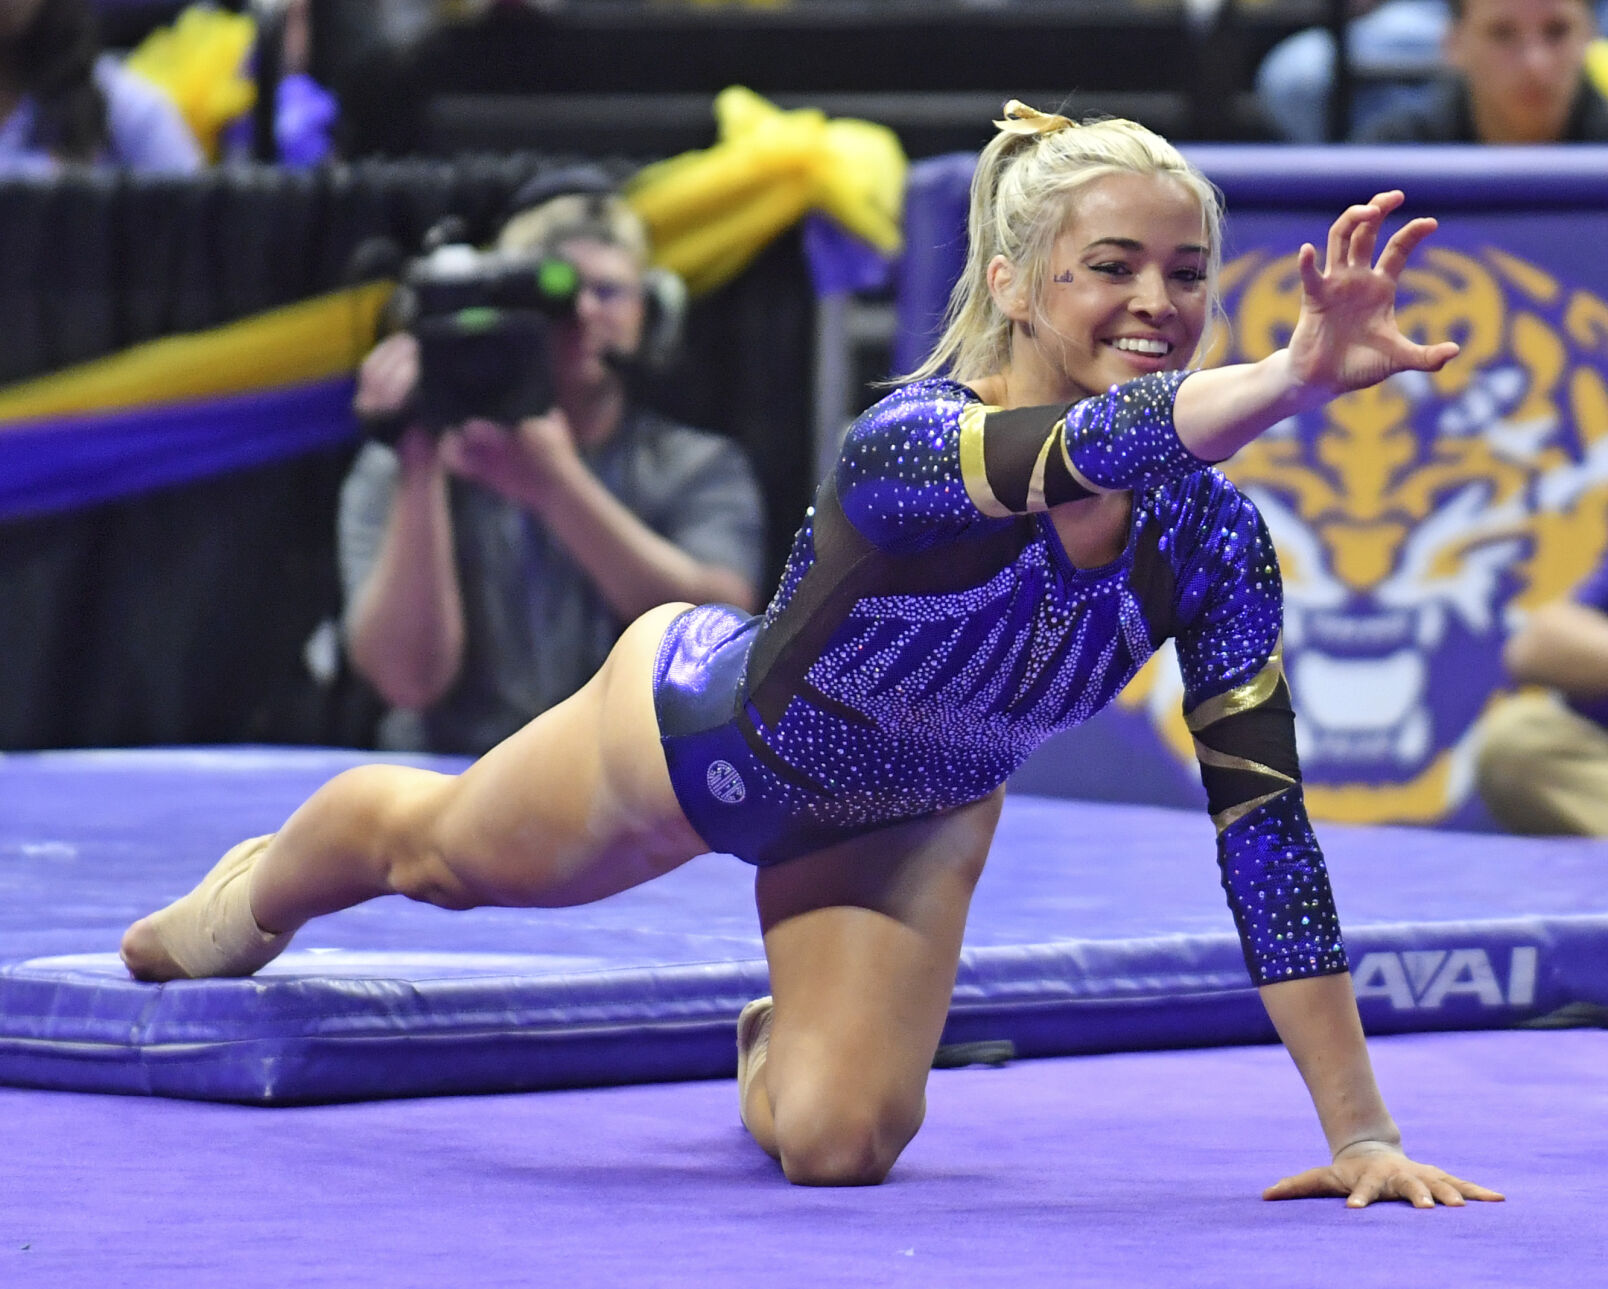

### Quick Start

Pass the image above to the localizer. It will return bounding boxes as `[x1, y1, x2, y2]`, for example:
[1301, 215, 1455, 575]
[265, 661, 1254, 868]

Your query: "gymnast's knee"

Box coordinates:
[332, 767, 483, 911]
[387, 848, 482, 910]
[771, 1090, 923, 1187]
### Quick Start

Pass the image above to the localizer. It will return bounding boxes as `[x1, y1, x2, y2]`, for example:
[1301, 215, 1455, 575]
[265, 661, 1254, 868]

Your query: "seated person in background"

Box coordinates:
[1258, 0, 1608, 142]
[0, 0, 202, 172]
[1355, 0, 1608, 141]
[1475, 560, 1608, 835]
[342, 172, 766, 756]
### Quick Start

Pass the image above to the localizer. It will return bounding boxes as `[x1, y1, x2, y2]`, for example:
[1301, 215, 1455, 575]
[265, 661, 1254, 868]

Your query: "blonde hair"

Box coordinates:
[906, 101, 1225, 384]
[496, 192, 652, 266]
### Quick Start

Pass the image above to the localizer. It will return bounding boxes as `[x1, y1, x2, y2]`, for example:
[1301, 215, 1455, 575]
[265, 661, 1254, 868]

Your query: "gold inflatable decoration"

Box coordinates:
[1589, 37, 1608, 99]
[627, 86, 907, 296]
[123, 5, 257, 161]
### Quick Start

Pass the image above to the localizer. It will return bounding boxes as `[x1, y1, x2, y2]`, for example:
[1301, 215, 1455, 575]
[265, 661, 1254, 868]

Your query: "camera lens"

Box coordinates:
[538, 258, 580, 303]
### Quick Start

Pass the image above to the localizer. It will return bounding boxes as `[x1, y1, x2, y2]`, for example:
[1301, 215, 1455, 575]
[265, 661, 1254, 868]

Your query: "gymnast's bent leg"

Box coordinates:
[739, 787, 1004, 1186]
[121, 603, 707, 981]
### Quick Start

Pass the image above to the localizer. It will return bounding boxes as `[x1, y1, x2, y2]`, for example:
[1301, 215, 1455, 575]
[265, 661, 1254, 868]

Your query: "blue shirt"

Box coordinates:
[0, 55, 202, 174]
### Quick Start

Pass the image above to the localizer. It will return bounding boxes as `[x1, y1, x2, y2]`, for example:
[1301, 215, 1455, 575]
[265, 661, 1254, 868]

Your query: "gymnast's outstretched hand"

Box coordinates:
[1287, 189, 1460, 397]
[1263, 1141, 1505, 1209]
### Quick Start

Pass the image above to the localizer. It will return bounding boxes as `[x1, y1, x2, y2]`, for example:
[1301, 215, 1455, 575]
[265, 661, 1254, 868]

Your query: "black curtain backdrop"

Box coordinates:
[0, 165, 814, 750]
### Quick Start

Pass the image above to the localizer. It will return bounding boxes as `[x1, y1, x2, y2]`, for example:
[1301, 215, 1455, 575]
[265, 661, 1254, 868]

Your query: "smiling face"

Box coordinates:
[1002, 172, 1211, 401]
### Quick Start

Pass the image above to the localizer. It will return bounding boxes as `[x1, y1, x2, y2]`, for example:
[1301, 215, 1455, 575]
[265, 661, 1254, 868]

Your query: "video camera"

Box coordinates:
[355, 163, 685, 445]
[378, 234, 584, 438]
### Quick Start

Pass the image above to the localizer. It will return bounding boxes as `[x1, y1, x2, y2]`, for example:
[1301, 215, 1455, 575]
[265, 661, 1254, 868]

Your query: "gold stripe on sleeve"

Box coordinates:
[959, 403, 1014, 518]
[1184, 640, 1285, 732]
[1210, 788, 1291, 834]
[1024, 430, 1057, 512]
[1191, 742, 1298, 785]
[1057, 418, 1110, 495]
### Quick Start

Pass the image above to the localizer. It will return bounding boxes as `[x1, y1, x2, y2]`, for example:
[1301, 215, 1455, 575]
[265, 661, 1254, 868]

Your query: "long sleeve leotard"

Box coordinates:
[654, 373, 1347, 985]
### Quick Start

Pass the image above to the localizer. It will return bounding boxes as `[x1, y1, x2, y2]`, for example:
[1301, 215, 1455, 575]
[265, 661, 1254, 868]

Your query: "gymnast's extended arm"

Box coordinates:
[837, 370, 1205, 549]
[837, 196, 1461, 553]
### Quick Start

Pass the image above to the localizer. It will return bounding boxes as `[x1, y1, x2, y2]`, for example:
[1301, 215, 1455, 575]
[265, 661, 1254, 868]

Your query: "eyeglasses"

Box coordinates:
[576, 277, 643, 306]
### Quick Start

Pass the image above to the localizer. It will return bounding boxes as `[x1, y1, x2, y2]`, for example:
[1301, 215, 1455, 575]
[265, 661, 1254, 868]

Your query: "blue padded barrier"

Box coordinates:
[1, 748, 1604, 1103]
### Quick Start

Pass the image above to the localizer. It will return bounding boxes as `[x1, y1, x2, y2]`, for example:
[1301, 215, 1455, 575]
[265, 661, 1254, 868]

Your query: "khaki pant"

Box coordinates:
[1474, 692, 1608, 837]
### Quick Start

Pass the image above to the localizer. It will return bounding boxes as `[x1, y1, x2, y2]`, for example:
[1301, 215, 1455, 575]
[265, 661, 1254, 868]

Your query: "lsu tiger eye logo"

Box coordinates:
[1121, 241, 1608, 824]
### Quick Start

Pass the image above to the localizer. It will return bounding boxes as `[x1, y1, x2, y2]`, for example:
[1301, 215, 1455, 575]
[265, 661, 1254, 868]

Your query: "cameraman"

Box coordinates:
[339, 175, 765, 756]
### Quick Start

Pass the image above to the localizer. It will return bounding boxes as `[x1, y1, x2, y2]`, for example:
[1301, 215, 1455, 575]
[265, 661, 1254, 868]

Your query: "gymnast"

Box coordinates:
[123, 101, 1503, 1209]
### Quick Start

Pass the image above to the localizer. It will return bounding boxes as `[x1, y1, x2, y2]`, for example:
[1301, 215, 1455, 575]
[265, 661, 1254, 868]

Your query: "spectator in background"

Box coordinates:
[341, 170, 765, 757]
[1356, 0, 1608, 141]
[0, 0, 201, 172]
[1474, 562, 1608, 835]
[1257, 0, 1608, 141]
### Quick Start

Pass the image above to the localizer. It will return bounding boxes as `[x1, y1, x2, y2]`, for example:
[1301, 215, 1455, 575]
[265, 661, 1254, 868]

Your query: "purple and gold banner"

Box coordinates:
[0, 378, 359, 521]
[907, 147, 1608, 829]
[0, 281, 389, 521]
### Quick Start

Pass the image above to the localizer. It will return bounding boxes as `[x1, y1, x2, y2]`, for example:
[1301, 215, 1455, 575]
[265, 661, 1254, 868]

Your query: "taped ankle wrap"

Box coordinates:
[154, 835, 291, 978]
[736, 995, 773, 1131]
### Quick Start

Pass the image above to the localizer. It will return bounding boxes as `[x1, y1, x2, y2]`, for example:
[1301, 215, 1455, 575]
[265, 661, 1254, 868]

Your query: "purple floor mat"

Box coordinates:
[2, 748, 1606, 1102]
[2, 1028, 1598, 1289]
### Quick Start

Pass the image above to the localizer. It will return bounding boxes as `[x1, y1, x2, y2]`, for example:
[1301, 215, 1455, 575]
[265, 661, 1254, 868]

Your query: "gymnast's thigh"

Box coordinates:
[425, 601, 708, 907]
[754, 788, 1005, 1116]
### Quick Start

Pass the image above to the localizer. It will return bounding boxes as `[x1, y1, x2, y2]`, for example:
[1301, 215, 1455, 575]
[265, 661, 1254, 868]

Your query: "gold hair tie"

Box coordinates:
[993, 100, 1077, 137]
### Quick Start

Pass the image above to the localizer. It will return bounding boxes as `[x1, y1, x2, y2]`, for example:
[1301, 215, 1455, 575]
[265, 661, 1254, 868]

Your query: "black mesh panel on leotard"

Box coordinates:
[742, 473, 1036, 730]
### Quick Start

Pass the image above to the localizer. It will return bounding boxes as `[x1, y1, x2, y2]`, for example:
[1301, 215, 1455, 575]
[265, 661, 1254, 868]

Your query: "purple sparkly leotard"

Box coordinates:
[653, 372, 1347, 985]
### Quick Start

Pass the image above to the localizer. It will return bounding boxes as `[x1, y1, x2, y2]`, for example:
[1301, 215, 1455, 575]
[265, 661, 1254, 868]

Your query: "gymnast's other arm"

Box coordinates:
[842, 190, 1460, 553]
[1256, 975, 1502, 1208]
[1187, 195, 1490, 1204]
[1180, 497, 1502, 1209]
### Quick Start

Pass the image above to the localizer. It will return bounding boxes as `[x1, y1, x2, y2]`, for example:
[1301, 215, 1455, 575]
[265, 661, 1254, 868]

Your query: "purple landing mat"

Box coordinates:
[1, 1029, 1600, 1289]
[1, 748, 1606, 1103]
